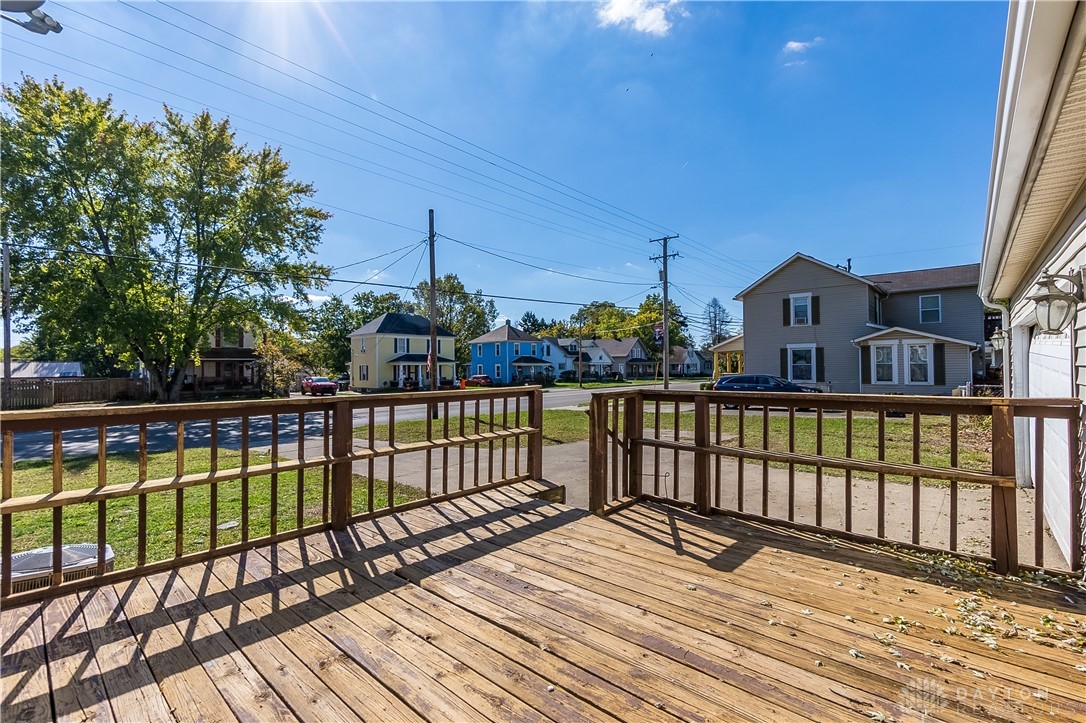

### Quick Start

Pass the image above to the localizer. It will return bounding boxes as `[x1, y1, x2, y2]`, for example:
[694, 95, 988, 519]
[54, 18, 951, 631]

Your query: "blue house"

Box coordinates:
[469, 322, 555, 384]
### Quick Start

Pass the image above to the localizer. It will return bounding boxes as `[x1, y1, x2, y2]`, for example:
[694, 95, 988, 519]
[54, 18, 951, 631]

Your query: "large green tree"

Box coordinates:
[12, 326, 127, 378]
[412, 274, 497, 372]
[306, 297, 363, 375]
[1, 78, 330, 401]
[351, 290, 414, 321]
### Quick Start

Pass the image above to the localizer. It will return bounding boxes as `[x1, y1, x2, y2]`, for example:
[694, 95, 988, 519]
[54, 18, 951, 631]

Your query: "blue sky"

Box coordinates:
[2, 1, 1009, 341]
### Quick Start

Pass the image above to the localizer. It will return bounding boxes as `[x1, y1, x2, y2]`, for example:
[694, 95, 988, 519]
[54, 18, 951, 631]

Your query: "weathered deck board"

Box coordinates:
[4, 483, 1083, 722]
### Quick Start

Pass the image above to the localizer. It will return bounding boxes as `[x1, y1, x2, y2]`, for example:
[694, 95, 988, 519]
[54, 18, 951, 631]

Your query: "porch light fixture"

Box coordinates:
[989, 328, 1008, 352]
[1028, 269, 1084, 335]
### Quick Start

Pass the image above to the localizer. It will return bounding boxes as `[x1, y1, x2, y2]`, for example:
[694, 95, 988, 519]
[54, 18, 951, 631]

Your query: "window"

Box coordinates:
[438, 340, 442, 354]
[426, 339, 431, 353]
[919, 295, 941, 324]
[544, 344, 550, 356]
[358, 364, 369, 382]
[872, 344, 896, 384]
[791, 294, 812, 326]
[359, 337, 367, 354]
[476, 364, 483, 375]
[494, 364, 502, 379]
[394, 338, 408, 354]
[568, 344, 577, 353]
[531, 343, 537, 356]
[513, 343, 520, 356]
[907, 343, 932, 384]
[494, 343, 501, 356]
[476, 344, 482, 358]
[788, 345, 815, 381]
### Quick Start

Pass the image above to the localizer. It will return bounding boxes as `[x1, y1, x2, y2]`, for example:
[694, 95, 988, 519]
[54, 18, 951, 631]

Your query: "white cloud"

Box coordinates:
[783, 37, 823, 54]
[596, 0, 686, 37]
[783, 60, 808, 68]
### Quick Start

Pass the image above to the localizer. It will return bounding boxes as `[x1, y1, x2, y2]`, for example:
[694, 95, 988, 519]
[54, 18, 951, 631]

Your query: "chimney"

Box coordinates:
[505, 319, 511, 326]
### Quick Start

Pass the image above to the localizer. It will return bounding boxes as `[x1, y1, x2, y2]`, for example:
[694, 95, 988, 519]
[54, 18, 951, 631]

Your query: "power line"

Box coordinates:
[332, 239, 427, 299]
[442, 235, 649, 286]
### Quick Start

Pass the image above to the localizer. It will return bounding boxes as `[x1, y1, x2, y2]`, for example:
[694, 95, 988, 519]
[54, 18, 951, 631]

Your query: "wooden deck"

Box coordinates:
[3, 484, 1084, 722]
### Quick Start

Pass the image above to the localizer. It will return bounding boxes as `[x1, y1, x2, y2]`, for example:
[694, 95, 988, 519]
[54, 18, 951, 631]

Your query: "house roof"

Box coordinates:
[386, 353, 456, 363]
[863, 264, 980, 294]
[592, 337, 644, 358]
[669, 346, 703, 365]
[350, 313, 455, 338]
[0, 361, 84, 378]
[851, 327, 979, 348]
[734, 253, 883, 301]
[469, 323, 540, 345]
[709, 334, 744, 353]
[510, 355, 550, 365]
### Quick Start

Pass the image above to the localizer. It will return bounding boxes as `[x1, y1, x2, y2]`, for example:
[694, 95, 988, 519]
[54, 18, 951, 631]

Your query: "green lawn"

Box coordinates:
[10, 449, 424, 570]
[352, 408, 590, 447]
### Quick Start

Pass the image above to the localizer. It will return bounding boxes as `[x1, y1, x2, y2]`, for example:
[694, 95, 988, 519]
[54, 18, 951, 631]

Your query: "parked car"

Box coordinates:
[464, 374, 495, 387]
[712, 374, 822, 394]
[301, 376, 338, 395]
[557, 370, 578, 382]
[335, 373, 350, 391]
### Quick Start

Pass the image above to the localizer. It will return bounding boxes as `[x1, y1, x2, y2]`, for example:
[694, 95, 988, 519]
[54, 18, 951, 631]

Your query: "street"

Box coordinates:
[8, 382, 706, 461]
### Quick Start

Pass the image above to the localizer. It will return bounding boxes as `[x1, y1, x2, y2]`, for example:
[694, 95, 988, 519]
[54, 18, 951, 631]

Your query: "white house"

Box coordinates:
[979, 0, 1086, 568]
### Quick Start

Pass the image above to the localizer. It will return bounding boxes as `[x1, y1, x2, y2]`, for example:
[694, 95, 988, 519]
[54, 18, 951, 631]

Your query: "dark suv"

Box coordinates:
[712, 374, 821, 394]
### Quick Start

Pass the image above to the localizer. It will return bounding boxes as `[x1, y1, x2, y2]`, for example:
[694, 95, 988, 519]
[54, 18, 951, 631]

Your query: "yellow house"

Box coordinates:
[348, 313, 456, 391]
[710, 334, 744, 378]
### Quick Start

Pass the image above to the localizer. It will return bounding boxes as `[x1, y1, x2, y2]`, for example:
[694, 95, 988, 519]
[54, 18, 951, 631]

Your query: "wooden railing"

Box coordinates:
[588, 390, 1083, 575]
[0, 387, 543, 603]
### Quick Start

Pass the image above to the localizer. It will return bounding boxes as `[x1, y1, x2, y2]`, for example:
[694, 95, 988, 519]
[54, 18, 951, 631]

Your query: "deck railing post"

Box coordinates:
[694, 394, 711, 515]
[588, 395, 606, 515]
[527, 387, 544, 480]
[625, 392, 644, 499]
[331, 399, 353, 531]
[990, 399, 1018, 574]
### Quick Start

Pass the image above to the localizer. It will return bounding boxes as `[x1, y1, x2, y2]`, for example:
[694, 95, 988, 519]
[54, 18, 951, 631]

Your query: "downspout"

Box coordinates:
[979, 294, 1030, 488]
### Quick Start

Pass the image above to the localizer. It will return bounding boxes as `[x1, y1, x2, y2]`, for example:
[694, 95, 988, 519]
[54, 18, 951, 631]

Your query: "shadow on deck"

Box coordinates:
[3, 483, 1085, 722]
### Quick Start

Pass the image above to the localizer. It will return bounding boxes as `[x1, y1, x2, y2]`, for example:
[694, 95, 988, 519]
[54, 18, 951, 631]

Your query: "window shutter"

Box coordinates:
[812, 296, 821, 325]
[816, 347, 826, 382]
[933, 344, 946, 385]
[780, 348, 788, 378]
[782, 299, 791, 326]
[860, 346, 871, 385]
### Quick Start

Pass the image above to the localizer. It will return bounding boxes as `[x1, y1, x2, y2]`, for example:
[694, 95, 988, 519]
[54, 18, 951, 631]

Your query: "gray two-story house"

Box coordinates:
[735, 254, 984, 394]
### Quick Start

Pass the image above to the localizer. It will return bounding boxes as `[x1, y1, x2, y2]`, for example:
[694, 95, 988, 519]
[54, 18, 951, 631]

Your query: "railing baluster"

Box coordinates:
[2, 429, 13, 597]
[241, 415, 249, 543]
[611, 398, 619, 501]
[990, 400, 1018, 574]
[210, 418, 218, 550]
[912, 412, 921, 545]
[331, 400, 352, 528]
[737, 403, 745, 513]
[458, 400, 466, 491]
[877, 410, 886, 539]
[694, 395, 710, 515]
[474, 399, 481, 488]
[367, 407, 375, 513]
[52, 429, 62, 587]
[388, 406, 396, 508]
[488, 398, 495, 485]
[296, 411, 306, 524]
[949, 413, 958, 551]
[653, 400, 661, 496]
[97, 425, 107, 488]
[624, 392, 643, 498]
[97, 424, 107, 572]
[323, 409, 331, 523]
[815, 408, 823, 527]
[443, 401, 451, 493]
[845, 410, 853, 533]
[1034, 419, 1045, 567]
[271, 413, 279, 536]
[672, 401, 680, 501]
[787, 406, 795, 522]
[762, 404, 769, 517]
[714, 403, 722, 508]
[513, 396, 520, 480]
[502, 394, 509, 482]
[175, 422, 184, 558]
[425, 407, 433, 498]
[138, 423, 147, 566]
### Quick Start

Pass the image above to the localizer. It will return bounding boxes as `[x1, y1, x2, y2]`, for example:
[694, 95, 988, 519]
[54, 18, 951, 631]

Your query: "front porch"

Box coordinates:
[5, 483, 1083, 721]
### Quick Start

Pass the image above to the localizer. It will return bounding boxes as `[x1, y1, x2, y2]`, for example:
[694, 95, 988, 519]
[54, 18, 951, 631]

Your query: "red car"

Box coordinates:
[464, 374, 495, 387]
[301, 376, 338, 395]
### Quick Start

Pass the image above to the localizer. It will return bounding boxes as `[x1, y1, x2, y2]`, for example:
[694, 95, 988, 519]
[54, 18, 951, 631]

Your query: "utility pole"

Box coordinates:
[428, 209, 438, 393]
[2, 240, 10, 410]
[650, 235, 679, 390]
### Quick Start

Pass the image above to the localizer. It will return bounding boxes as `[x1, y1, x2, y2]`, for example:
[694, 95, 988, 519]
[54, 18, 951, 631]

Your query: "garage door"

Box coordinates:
[1026, 330, 1072, 564]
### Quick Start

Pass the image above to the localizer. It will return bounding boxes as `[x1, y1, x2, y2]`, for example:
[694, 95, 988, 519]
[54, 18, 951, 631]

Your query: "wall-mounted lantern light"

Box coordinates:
[989, 328, 1008, 352]
[1028, 269, 1084, 335]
